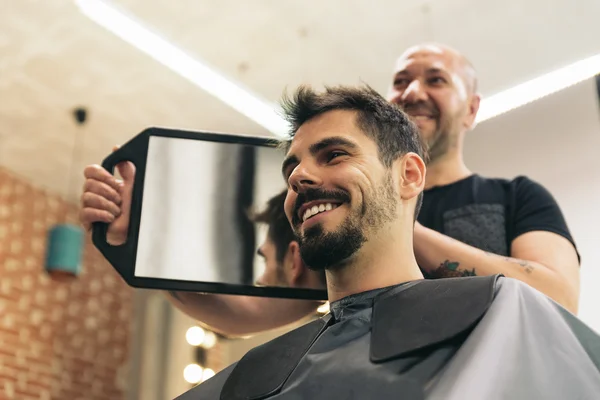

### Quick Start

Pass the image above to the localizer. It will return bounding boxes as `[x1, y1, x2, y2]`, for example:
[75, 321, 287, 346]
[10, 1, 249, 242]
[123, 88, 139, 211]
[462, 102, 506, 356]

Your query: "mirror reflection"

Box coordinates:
[135, 135, 292, 288]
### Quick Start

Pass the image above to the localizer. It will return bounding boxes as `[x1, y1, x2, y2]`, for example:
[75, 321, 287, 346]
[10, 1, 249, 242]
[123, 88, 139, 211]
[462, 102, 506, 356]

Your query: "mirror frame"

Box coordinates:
[92, 127, 328, 300]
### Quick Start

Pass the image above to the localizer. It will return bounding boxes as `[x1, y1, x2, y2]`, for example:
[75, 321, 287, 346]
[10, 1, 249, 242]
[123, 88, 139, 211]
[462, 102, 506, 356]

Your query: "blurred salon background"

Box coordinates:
[1, 0, 599, 399]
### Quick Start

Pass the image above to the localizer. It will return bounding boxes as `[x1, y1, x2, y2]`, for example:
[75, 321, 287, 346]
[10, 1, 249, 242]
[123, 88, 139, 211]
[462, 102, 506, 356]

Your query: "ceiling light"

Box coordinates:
[75, 0, 290, 137]
[76, 1, 600, 132]
[477, 53, 600, 123]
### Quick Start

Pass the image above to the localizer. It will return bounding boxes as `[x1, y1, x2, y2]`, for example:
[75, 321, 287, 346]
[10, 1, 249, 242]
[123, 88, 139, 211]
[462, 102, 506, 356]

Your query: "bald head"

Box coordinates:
[397, 43, 478, 94]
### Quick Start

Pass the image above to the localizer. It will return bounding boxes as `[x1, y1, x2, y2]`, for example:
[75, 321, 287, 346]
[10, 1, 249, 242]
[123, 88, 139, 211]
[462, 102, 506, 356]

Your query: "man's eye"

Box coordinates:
[327, 151, 346, 162]
[428, 77, 446, 84]
[394, 79, 409, 86]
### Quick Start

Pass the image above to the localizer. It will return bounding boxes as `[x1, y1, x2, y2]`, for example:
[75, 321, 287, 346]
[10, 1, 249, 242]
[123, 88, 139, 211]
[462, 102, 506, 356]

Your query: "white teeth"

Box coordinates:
[303, 209, 311, 221]
[302, 203, 339, 222]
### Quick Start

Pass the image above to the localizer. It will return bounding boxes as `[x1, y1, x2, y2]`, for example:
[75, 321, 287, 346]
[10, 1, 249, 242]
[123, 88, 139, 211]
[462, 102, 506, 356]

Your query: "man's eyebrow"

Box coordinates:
[309, 136, 358, 154]
[281, 136, 358, 178]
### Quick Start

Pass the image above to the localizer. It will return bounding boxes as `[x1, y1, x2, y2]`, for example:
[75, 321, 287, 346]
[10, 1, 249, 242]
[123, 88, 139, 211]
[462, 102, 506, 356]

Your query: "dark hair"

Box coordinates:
[279, 84, 426, 219]
[250, 190, 327, 286]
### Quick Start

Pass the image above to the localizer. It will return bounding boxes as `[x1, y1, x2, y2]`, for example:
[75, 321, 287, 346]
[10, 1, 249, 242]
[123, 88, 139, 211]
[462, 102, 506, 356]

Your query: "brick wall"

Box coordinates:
[0, 167, 134, 399]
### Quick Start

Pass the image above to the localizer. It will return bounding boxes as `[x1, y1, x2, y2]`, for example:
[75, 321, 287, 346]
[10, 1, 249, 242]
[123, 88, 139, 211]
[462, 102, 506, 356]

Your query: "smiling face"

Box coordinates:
[387, 44, 479, 163]
[282, 109, 400, 270]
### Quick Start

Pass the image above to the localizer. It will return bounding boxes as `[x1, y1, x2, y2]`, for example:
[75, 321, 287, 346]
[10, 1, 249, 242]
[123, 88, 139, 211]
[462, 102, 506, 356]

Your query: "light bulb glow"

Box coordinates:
[186, 326, 206, 346]
[201, 331, 217, 349]
[183, 364, 204, 384]
[202, 368, 215, 381]
[317, 302, 330, 314]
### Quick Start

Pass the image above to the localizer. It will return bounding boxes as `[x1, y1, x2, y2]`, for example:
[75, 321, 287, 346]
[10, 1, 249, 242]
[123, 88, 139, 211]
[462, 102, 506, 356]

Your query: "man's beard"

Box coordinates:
[401, 101, 455, 165]
[296, 174, 398, 271]
[425, 130, 452, 165]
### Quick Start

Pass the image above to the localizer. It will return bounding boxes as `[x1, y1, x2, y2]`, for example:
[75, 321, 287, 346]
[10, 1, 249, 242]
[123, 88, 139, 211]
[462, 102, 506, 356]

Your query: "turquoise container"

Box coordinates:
[45, 224, 84, 278]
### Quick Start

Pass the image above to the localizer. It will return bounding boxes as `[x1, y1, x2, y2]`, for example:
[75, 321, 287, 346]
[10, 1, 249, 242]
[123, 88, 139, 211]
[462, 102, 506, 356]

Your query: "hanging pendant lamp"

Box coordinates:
[45, 107, 88, 281]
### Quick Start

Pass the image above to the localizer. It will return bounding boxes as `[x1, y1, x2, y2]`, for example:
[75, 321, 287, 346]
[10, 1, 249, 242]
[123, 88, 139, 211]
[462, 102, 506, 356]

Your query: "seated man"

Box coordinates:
[176, 85, 600, 399]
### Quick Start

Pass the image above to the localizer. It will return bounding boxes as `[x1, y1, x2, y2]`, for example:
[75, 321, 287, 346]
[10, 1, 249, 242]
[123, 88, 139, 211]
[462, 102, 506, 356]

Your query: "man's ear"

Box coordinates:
[397, 152, 426, 201]
[465, 93, 481, 130]
[286, 241, 304, 285]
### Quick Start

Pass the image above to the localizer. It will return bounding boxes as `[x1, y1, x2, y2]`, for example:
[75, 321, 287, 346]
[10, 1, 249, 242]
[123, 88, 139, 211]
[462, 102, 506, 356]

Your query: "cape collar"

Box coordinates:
[370, 274, 499, 362]
[221, 275, 501, 400]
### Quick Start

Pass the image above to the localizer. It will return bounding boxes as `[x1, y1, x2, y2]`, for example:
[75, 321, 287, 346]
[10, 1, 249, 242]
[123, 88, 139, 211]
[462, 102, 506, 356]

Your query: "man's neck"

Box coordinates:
[424, 152, 472, 190]
[325, 233, 424, 302]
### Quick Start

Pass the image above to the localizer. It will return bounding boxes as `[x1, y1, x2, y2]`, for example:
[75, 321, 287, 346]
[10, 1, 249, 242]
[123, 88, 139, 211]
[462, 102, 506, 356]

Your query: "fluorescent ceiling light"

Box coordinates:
[77, 0, 600, 131]
[75, 0, 290, 137]
[477, 53, 600, 123]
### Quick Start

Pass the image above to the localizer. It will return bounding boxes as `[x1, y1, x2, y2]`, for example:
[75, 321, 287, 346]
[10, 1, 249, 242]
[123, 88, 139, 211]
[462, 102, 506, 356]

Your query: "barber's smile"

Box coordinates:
[411, 115, 435, 122]
[406, 112, 436, 124]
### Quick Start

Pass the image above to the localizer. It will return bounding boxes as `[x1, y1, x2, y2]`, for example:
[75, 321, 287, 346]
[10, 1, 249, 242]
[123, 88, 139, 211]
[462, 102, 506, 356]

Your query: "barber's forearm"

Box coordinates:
[413, 225, 575, 311]
[164, 291, 270, 336]
[164, 291, 318, 336]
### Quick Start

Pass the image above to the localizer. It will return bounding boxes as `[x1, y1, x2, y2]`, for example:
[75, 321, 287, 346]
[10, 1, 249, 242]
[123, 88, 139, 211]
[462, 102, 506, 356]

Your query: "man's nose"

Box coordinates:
[401, 80, 428, 104]
[288, 164, 322, 193]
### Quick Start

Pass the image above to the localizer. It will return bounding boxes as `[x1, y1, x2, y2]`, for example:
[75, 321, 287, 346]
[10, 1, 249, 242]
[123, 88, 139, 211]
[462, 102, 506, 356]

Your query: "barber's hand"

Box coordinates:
[79, 146, 135, 245]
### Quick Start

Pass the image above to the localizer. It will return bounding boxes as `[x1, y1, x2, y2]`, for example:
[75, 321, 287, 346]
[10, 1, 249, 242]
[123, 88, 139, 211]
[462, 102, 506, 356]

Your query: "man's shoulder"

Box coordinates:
[489, 275, 580, 323]
[474, 174, 552, 194]
[480, 276, 600, 363]
[427, 174, 542, 202]
[472, 173, 537, 189]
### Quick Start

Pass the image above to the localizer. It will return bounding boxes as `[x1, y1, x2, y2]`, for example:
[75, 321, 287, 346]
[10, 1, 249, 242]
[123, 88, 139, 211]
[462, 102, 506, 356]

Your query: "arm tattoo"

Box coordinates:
[484, 251, 535, 274]
[428, 260, 477, 279]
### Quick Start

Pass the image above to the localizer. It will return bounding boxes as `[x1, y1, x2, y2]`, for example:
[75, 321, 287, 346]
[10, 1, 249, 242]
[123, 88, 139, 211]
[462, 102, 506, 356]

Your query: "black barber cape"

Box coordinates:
[176, 275, 600, 399]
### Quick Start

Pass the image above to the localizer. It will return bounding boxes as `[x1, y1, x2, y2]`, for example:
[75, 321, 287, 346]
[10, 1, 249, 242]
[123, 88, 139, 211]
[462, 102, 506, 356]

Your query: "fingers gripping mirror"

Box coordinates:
[92, 127, 327, 300]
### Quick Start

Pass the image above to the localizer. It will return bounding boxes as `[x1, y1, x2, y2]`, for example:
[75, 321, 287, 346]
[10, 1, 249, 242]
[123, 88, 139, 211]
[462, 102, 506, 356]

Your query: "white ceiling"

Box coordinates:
[1, 0, 600, 203]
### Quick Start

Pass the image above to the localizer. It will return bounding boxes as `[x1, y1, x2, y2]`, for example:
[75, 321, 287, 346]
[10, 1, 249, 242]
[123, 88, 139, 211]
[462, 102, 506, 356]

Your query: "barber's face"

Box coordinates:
[282, 110, 398, 270]
[387, 45, 472, 163]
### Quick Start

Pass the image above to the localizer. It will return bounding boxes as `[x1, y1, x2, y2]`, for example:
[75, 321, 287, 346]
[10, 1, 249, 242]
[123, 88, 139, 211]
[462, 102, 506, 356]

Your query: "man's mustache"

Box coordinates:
[402, 101, 439, 117]
[292, 188, 351, 225]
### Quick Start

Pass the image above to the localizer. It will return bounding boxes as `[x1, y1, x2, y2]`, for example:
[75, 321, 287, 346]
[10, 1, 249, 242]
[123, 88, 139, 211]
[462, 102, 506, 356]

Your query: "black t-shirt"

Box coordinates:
[417, 174, 579, 262]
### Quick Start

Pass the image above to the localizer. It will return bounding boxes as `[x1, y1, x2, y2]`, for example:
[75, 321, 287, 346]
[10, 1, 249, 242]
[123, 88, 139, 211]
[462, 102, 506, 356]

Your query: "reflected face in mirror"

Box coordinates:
[387, 44, 479, 163]
[255, 236, 288, 287]
[282, 110, 399, 270]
